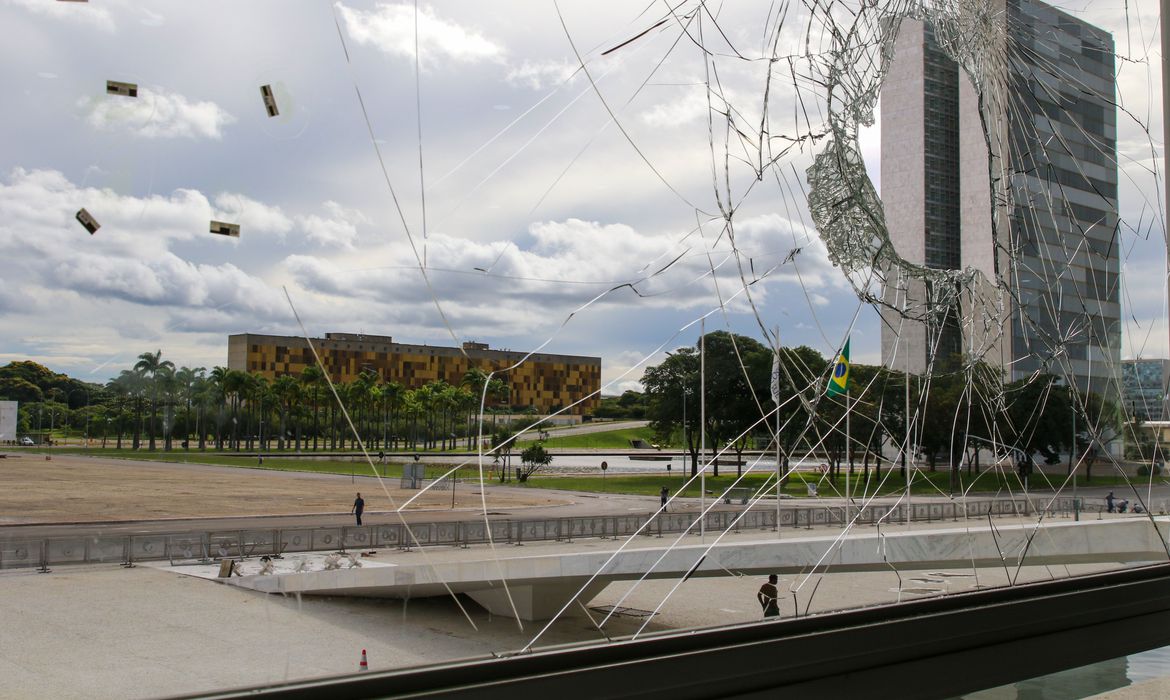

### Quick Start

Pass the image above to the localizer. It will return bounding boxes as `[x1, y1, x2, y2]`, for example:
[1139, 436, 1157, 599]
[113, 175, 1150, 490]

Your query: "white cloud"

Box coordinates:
[0, 168, 212, 259]
[0, 168, 349, 324]
[284, 215, 838, 321]
[81, 87, 235, 140]
[7, 0, 114, 32]
[295, 201, 367, 248]
[337, 2, 504, 67]
[640, 88, 712, 128]
[138, 7, 164, 27]
[213, 193, 293, 239]
[505, 59, 578, 89]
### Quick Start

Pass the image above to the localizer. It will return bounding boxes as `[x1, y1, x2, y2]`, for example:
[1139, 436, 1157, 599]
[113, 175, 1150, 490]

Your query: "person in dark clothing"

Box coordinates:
[1105, 491, 1115, 513]
[660, 486, 669, 512]
[351, 492, 365, 526]
[757, 574, 780, 618]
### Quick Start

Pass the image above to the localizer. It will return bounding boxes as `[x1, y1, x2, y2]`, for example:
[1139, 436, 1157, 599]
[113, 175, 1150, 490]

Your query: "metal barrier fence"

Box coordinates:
[0, 497, 1080, 571]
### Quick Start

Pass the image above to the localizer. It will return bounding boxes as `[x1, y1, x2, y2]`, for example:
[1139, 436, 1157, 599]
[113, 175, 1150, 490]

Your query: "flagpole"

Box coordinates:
[828, 339, 851, 524]
[700, 317, 706, 544]
[905, 348, 911, 528]
[845, 387, 851, 524]
[774, 327, 781, 539]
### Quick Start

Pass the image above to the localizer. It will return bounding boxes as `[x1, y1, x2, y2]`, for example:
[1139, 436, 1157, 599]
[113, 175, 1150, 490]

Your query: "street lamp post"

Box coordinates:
[1056, 376, 1078, 519]
[1072, 407, 1078, 521]
[700, 319, 705, 543]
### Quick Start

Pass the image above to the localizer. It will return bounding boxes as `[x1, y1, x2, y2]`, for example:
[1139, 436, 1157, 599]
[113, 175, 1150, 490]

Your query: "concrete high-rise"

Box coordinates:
[880, 0, 1119, 398]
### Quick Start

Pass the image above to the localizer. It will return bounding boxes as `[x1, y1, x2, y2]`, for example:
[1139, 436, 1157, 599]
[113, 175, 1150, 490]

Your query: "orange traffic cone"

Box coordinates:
[359, 649, 368, 672]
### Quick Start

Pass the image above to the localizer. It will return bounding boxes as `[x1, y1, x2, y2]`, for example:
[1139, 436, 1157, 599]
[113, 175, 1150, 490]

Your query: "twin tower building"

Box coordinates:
[879, 0, 1119, 400]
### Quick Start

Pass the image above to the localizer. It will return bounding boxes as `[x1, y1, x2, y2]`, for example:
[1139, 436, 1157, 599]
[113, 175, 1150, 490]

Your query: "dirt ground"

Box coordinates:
[0, 452, 568, 524]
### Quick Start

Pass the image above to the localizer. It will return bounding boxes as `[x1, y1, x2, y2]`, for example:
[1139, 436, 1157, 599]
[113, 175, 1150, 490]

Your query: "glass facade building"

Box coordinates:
[880, 0, 1119, 397]
[1121, 359, 1168, 422]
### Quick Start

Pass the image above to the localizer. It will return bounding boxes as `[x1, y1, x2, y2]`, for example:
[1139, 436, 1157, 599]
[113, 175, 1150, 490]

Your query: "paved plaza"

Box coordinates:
[1, 453, 1168, 698]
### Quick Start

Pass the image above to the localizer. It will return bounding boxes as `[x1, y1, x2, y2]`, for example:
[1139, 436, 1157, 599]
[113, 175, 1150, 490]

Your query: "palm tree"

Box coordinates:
[174, 366, 204, 449]
[350, 371, 378, 450]
[192, 373, 215, 450]
[271, 374, 301, 451]
[155, 365, 179, 451]
[208, 366, 233, 449]
[401, 389, 423, 450]
[414, 382, 442, 449]
[241, 373, 269, 450]
[299, 366, 323, 450]
[134, 350, 175, 451]
[437, 383, 464, 450]
[456, 386, 477, 449]
[486, 377, 510, 430]
[461, 368, 491, 449]
[106, 374, 134, 449]
[216, 368, 247, 450]
[462, 368, 489, 407]
[382, 380, 403, 449]
[113, 369, 147, 449]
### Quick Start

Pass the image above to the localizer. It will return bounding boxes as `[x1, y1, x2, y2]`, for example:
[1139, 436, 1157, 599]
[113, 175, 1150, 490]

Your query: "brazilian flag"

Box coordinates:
[827, 337, 850, 397]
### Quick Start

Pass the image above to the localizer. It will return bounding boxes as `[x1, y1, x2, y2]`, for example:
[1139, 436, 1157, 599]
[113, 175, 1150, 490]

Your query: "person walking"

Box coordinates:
[757, 574, 780, 618]
[351, 492, 365, 526]
[660, 486, 669, 512]
[1105, 491, 1115, 513]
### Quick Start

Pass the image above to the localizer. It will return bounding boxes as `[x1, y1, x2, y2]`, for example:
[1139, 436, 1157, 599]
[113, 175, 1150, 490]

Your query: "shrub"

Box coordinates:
[1136, 463, 1164, 477]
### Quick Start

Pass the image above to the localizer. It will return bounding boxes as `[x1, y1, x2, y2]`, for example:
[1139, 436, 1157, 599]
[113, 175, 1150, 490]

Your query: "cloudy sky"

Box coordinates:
[0, 0, 1163, 393]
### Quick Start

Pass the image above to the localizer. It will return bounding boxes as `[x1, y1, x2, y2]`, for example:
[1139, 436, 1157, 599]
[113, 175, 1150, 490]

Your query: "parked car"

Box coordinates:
[20, 436, 34, 446]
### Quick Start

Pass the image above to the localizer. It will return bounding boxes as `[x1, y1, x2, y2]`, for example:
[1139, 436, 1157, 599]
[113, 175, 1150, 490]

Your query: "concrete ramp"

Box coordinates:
[226, 518, 1170, 620]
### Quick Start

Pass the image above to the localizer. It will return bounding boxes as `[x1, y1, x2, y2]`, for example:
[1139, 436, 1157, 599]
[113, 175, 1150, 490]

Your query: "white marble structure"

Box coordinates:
[226, 518, 1170, 620]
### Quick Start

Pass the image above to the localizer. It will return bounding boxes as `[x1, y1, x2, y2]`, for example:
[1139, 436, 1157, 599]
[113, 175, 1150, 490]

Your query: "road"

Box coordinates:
[6, 479, 1164, 541]
[544, 419, 649, 437]
[3, 449, 1167, 541]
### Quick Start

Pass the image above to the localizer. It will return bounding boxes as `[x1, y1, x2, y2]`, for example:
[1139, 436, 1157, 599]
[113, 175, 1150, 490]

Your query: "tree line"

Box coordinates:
[642, 331, 1119, 488]
[1, 355, 524, 453]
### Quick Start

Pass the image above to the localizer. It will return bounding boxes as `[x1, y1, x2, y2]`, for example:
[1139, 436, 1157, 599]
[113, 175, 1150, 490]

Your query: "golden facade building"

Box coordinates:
[227, 333, 601, 415]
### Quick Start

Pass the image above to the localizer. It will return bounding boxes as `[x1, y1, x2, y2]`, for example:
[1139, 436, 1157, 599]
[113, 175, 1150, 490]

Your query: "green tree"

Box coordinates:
[642, 346, 700, 475]
[242, 373, 270, 450]
[299, 365, 325, 451]
[1076, 390, 1118, 482]
[0, 377, 44, 403]
[134, 350, 175, 451]
[518, 442, 553, 481]
[491, 427, 518, 481]
[704, 332, 772, 476]
[155, 365, 179, 451]
[174, 367, 204, 449]
[113, 369, 147, 449]
[1001, 374, 1074, 476]
[272, 374, 301, 451]
[381, 379, 404, 449]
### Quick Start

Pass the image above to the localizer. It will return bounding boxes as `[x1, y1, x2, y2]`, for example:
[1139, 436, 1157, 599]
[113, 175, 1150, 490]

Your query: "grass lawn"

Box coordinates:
[35, 444, 1159, 499]
[35, 448, 419, 479]
[518, 467, 1150, 499]
[518, 426, 657, 449]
